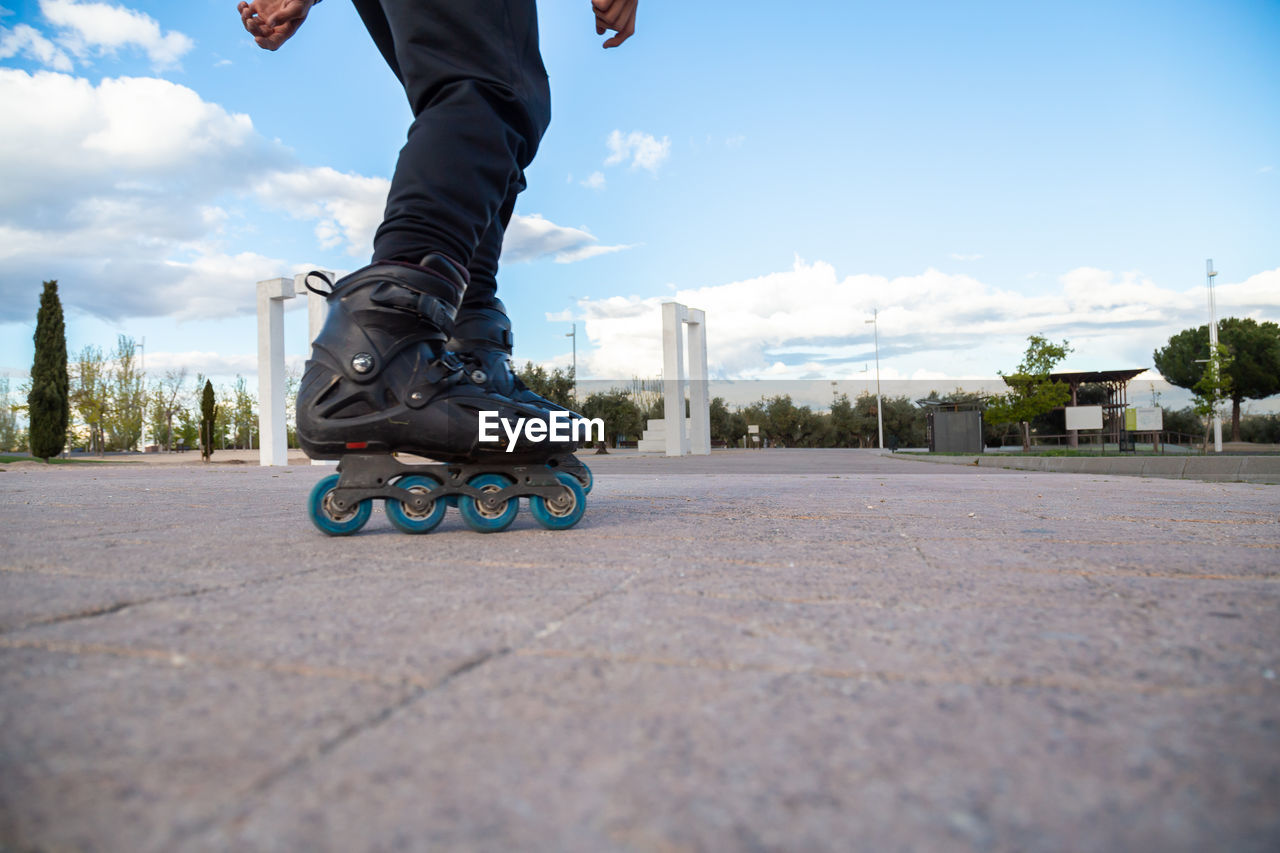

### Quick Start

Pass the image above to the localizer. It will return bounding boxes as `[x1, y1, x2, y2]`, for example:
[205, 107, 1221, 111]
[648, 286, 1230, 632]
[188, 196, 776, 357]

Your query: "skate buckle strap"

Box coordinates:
[369, 285, 459, 331]
[404, 358, 464, 409]
[415, 292, 458, 331]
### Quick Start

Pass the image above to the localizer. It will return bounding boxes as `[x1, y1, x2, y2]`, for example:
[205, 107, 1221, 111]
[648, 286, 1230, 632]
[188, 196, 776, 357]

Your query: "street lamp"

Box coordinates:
[1206, 259, 1222, 453]
[865, 310, 884, 450]
[138, 335, 148, 452]
[565, 322, 577, 401]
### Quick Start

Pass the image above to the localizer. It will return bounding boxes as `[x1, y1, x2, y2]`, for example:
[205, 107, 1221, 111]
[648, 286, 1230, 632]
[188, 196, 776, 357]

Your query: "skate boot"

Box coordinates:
[446, 298, 594, 494]
[297, 257, 588, 536]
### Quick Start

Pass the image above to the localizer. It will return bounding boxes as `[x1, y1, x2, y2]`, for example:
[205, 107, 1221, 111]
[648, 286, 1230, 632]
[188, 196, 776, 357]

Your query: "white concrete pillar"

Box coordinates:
[686, 308, 710, 455]
[295, 272, 331, 349]
[662, 302, 689, 457]
[256, 270, 338, 467]
[296, 271, 336, 466]
[660, 302, 711, 456]
[257, 277, 295, 466]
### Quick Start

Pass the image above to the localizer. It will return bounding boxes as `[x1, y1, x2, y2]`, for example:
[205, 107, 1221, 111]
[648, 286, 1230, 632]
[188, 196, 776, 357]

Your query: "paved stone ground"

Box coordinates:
[1, 449, 1277, 852]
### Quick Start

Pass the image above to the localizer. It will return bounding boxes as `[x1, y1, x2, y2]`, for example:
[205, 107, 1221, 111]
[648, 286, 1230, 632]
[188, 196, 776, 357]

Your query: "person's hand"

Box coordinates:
[591, 0, 637, 48]
[237, 0, 313, 51]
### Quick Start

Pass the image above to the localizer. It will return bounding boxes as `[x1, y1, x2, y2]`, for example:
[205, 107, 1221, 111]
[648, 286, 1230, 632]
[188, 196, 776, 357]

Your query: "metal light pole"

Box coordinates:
[565, 322, 577, 401]
[865, 310, 884, 450]
[138, 335, 148, 452]
[1206, 260, 1222, 453]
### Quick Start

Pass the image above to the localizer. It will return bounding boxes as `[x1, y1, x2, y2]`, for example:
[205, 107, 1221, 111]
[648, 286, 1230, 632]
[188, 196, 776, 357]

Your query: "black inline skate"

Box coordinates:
[446, 297, 593, 495]
[297, 256, 591, 535]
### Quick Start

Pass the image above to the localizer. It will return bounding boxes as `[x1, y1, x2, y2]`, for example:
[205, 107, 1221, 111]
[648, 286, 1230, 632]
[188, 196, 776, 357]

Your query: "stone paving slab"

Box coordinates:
[1, 449, 1277, 851]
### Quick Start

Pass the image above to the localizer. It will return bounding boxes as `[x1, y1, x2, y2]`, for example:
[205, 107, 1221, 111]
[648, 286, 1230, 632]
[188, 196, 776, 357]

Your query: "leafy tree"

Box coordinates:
[1160, 406, 1202, 441]
[880, 394, 926, 449]
[984, 335, 1072, 451]
[578, 389, 643, 450]
[105, 335, 145, 451]
[1240, 414, 1280, 445]
[227, 375, 257, 449]
[285, 364, 301, 448]
[1192, 342, 1233, 452]
[828, 393, 857, 447]
[1153, 318, 1280, 441]
[70, 345, 109, 453]
[516, 361, 576, 410]
[148, 367, 187, 451]
[200, 379, 217, 461]
[0, 375, 20, 451]
[763, 395, 804, 447]
[28, 281, 70, 460]
[176, 408, 200, 451]
[709, 396, 747, 447]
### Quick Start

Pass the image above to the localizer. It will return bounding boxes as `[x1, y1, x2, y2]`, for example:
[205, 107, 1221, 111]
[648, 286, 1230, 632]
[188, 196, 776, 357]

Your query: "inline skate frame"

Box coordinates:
[297, 257, 589, 535]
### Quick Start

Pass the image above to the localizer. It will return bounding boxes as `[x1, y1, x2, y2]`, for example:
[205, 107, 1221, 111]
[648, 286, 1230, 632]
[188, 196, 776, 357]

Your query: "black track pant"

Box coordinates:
[353, 0, 550, 307]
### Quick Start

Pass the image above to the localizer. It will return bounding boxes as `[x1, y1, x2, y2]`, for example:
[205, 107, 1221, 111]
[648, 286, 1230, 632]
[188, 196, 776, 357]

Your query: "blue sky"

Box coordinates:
[1, 0, 1277, 402]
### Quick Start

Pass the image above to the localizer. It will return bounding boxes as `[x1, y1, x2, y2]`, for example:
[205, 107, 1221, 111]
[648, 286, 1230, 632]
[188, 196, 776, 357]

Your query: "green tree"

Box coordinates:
[0, 374, 20, 451]
[200, 379, 217, 461]
[709, 396, 747, 447]
[984, 335, 1073, 451]
[1192, 342, 1233, 452]
[1160, 406, 1202, 441]
[227, 375, 257, 449]
[148, 367, 187, 451]
[105, 334, 145, 450]
[70, 345, 108, 453]
[516, 361, 576, 410]
[828, 393, 857, 447]
[28, 281, 70, 460]
[176, 408, 200, 451]
[1153, 318, 1280, 442]
[1240, 413, 1280, 445]
[881, 395, 926, 449]
[578, 389, 643, 450]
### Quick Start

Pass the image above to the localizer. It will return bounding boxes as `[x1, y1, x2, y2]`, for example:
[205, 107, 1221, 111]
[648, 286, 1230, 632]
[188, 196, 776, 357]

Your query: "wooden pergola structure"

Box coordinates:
[1050, 368, 1147, 447]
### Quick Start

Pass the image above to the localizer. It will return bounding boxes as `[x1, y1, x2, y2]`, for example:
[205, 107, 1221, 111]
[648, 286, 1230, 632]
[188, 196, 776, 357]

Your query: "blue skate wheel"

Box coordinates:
[530, 472, 587, 531]
[458, 473, 518, 533]
[385, 474, 447, 534]
[578, 463, 593, 495]
[308, 474, 371, 536]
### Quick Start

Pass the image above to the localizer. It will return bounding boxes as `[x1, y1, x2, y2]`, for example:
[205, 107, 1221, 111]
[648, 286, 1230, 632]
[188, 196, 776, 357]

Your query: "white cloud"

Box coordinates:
[0, 69, 288, 320]
[580, 171, 606, 190]
[40, 0, 193, 69]
[0, 23, 73, 70]
[572, 258, 1280, 381]
[604, 130, 670, 173]
[500, 213, 633, 265]
[0, 68, 625, 324]
[253, 167, 389, 257]
[949, 252, 983, 261]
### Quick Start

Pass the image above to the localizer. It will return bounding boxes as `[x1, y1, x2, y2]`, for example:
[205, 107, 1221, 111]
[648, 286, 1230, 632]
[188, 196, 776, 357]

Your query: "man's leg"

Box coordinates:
[357, 0, 550, 269]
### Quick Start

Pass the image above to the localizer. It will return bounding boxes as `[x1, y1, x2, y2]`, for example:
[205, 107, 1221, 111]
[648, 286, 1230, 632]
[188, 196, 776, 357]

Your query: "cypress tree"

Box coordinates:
[200, 379, 217, 461]
[28, 281, 70, 460]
